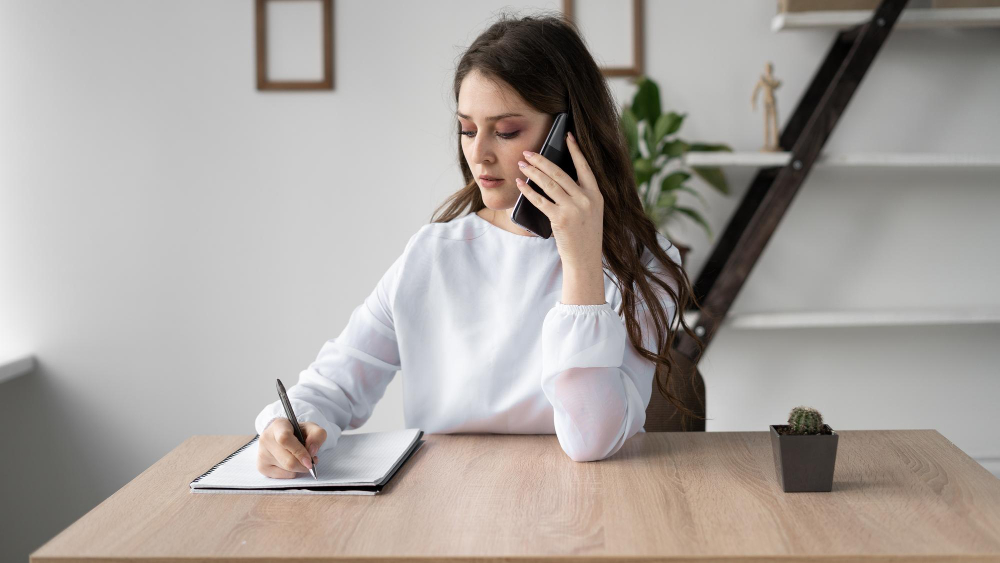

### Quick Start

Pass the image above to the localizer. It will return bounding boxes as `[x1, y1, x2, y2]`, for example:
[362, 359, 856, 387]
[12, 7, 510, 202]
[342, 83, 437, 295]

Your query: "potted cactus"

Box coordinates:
[769, 406, 839, 492]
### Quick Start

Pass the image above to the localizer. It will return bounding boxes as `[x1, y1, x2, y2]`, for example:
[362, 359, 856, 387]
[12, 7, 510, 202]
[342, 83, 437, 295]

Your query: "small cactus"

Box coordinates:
[787, 406, 824, 435]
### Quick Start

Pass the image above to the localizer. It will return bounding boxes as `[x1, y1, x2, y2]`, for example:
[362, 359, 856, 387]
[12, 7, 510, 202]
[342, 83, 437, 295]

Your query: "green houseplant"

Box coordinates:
[770, 406, 839, 492]
[621, 76, 733, 265]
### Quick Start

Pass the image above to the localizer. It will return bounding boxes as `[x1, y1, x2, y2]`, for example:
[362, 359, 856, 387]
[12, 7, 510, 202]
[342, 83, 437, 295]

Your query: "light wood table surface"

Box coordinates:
[32, 430, 1000, 562]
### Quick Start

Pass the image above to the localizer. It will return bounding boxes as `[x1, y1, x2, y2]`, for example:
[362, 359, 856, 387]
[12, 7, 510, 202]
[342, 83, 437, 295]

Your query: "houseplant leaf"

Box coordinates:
[653, 111, 685, 146]
[634, 157, 658, 198]
[661, 139, 689, 159]
[634, 157, 657, 182]
[675, 184, 708, 207]
[621, 108, 640, 160]
[644, 121, 657, 157]
[656, 190, 678, 209]
[660, 172, 708, 208]
[673, 206, 714, 240]
[687, 142, 733, 152]
[631, 77, 661, 125]
[660, 170, 690, 192]
[691, 166, 729, 195]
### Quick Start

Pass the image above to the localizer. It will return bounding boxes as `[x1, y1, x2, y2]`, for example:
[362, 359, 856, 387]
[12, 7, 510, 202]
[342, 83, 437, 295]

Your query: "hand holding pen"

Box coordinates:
[255, 378, 328, 479]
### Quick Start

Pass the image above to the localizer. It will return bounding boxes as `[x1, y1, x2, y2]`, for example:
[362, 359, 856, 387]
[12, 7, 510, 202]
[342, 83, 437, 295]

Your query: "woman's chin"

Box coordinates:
[480, 191, 517, 211]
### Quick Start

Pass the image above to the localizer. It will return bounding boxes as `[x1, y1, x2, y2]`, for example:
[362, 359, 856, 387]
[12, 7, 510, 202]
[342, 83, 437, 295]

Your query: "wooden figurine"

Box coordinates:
[751, 62, 782, 152]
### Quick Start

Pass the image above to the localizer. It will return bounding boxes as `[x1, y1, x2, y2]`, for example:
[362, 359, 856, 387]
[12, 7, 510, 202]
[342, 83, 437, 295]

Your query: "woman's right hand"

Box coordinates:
[257, 417, 327, 478]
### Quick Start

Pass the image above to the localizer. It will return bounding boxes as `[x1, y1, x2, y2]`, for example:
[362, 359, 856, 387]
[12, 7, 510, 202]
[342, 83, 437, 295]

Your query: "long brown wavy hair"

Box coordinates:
[430, 10, 708, 422]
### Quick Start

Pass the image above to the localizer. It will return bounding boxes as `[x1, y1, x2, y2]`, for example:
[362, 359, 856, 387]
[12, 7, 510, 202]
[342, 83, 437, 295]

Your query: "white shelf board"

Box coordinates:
[679, 307, 1000, 330]
[0, 354, 35, 384]
[682, 152, 1000, 168]
[772, 7, 1000, 31]
[684, 152, 791, 167]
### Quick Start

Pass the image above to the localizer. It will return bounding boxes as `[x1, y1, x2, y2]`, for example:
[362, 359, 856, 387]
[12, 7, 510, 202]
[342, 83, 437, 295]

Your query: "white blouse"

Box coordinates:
[255, 212, 681, 462]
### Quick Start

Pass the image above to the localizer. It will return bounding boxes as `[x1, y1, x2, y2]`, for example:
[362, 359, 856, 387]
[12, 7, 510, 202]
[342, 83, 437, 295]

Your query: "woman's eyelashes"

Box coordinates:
[459, 130, 520, 140]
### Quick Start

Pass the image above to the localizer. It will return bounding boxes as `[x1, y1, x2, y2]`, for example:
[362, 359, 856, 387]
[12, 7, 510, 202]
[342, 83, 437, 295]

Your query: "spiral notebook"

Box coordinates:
[190, 428, 424, 495]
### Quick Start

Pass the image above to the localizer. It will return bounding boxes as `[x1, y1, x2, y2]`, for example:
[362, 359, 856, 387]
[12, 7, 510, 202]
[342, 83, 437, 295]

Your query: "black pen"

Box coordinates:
[276, 378, 318, 480]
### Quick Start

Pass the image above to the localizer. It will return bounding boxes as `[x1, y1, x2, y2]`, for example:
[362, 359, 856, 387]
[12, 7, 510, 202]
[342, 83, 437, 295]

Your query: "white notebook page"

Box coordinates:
[190, 428, 423, 493]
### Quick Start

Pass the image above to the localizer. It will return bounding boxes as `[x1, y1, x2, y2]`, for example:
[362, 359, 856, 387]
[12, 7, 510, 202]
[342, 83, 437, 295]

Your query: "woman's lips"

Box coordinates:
[480, 177, 504, 188]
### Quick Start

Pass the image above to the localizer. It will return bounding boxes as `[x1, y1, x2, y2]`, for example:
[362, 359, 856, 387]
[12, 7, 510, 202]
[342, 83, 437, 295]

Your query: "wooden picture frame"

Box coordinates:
[562, 0, 644, 78]
[255, 0, 334, 91]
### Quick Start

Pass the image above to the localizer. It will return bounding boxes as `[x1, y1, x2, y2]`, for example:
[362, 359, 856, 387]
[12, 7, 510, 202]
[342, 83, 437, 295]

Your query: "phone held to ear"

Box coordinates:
[510, 112, 577, 239]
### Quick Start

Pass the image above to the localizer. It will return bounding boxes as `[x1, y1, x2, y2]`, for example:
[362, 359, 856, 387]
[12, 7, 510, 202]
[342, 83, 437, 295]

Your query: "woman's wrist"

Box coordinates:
[561, 264, 606, 305]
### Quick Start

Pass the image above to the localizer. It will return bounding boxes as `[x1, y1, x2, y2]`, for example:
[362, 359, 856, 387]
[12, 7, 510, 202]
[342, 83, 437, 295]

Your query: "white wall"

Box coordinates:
[2, 1, 998, 561]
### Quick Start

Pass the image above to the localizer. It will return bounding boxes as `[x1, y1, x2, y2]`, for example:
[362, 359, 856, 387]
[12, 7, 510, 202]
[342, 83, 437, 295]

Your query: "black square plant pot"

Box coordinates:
[769, 424, 838, 492]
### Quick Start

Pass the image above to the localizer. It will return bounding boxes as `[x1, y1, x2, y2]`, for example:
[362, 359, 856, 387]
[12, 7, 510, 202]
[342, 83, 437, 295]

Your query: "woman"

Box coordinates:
[255, 11, 705, 477]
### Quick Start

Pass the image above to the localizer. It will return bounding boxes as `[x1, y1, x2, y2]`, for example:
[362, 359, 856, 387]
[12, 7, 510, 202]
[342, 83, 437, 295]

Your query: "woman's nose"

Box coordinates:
[471, 136, 494, 163]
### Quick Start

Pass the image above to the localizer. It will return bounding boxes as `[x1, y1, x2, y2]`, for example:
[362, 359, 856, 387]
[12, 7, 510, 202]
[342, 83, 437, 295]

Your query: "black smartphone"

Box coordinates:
[510, 112, 577, 239]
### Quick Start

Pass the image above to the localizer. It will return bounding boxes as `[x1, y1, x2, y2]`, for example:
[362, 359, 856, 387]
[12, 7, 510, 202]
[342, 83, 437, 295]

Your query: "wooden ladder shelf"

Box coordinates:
[646, 0, 912, 432]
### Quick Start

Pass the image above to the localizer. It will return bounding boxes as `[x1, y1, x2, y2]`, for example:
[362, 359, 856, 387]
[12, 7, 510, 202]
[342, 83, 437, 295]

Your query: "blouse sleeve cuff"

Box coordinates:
[254, 400, 342, 454]
[552, 301, 615, 313]
[541, 300, 627, 376]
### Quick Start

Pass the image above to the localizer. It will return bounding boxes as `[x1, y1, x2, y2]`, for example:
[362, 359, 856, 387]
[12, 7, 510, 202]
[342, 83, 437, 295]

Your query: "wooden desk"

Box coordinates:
[32, 430, 1000, 562]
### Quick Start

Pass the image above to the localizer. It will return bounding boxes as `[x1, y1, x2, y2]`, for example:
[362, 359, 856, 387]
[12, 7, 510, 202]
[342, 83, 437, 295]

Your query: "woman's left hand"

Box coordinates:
[515, 131, 604, 273]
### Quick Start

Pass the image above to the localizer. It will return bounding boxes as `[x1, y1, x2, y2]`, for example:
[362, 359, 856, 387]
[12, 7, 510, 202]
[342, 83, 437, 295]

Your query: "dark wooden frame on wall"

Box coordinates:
[562, 0, 644, 78]
[255, 0, 334, 91]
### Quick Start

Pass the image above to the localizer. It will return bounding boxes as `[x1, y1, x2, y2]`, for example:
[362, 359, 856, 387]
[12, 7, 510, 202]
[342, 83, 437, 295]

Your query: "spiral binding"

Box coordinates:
[191, 434, 260, 484]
